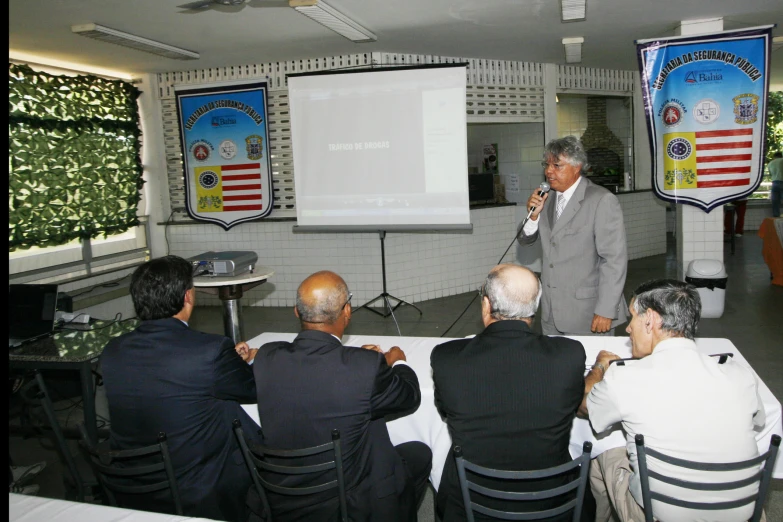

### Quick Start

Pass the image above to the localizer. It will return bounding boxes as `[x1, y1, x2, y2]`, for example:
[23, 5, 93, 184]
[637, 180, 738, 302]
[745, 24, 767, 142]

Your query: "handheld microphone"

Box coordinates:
[529, 181, 551, 213]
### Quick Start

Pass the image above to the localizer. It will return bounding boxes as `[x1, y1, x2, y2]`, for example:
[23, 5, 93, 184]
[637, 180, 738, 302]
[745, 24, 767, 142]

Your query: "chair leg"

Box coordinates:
[34, 372, 86, 502]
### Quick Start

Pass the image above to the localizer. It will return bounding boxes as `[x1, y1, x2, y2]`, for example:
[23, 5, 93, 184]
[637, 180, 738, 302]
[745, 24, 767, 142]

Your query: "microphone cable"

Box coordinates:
[439, 182, 550, 338]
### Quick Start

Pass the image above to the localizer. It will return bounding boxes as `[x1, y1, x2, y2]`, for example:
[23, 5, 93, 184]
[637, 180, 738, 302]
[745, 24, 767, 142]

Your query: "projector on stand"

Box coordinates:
[189, 251, 258, 277]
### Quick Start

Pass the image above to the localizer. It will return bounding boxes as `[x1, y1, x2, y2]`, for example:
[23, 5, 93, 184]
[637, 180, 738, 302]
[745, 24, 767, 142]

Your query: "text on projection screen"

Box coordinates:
[288, 66, 469, 227]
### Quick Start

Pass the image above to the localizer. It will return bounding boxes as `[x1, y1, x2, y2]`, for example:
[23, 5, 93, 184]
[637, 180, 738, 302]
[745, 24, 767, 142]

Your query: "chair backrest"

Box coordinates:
[635, 433, 781, 522]
[78, 423, 183, 515]
[232, 419, 348, 522]
[453, 441, 593, 522]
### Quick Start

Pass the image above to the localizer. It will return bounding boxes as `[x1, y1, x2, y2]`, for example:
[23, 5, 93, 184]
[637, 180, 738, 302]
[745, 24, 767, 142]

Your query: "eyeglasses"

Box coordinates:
[342, 292, 353, 309]
[541, 161, 566, 171]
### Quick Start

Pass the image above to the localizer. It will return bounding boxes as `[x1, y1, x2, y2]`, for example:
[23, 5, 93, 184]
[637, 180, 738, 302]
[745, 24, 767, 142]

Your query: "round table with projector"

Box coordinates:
[190, 252, 274, 344]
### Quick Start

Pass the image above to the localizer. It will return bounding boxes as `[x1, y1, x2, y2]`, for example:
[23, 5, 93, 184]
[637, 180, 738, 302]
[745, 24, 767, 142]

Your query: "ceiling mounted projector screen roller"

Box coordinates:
[288, 64, 470, 230]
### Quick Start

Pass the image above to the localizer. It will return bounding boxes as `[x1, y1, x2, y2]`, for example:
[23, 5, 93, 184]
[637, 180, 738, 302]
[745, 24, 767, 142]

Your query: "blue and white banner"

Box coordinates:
[637, 26, 773, 212]
[175, 81, 274, 229]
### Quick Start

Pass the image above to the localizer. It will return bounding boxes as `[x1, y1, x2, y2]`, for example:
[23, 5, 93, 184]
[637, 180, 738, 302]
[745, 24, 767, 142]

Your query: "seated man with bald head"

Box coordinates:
[249, 271, 432, 522]
[431, 264, 587, 521]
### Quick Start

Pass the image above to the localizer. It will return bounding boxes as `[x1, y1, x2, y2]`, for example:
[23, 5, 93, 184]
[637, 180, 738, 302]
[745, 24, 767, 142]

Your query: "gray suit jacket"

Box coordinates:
[518, 177, 628, 334]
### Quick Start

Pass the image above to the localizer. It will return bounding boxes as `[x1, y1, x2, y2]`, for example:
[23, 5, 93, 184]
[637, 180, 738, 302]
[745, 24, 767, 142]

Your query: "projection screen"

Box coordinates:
[288, 64, 470, 230]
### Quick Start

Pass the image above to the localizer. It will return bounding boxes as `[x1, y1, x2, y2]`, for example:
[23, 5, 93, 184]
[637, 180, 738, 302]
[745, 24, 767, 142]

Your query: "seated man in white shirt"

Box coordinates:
[579, 279, 766, 522]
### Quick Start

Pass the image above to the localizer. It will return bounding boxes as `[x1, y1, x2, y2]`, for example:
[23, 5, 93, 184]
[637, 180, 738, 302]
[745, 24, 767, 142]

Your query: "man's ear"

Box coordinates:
[293, 306, 300, 319]
[343, 301, 351, 325]
[480, 296, 492, 323]
[646, 308, 661, 331]
[184, 287, 195, 306]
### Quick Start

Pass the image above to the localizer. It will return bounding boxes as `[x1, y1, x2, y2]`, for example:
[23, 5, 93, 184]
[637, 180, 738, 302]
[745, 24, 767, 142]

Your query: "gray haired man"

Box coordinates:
[580, 279, 766, 522]
[431, 264, 587, 521]
[518, 136, 628, 336]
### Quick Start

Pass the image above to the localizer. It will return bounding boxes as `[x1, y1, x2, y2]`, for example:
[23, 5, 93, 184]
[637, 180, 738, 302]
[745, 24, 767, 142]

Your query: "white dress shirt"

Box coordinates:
[587, 338, 766, 522]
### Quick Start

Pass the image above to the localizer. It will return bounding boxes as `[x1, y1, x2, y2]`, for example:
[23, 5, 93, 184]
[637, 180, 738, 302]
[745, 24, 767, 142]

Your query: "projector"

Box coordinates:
[189, 251, 258, 277]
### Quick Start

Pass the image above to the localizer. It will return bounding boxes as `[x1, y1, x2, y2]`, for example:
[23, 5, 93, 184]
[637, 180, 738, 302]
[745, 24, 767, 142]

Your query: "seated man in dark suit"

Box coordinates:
[101, 255, 260, 521]
[249, 270, 432, 522]
[431, 264, 587, 521]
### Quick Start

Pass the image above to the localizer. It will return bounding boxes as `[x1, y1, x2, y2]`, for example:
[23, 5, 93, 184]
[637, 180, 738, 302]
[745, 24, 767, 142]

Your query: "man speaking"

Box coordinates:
[518, 136, 628, 335]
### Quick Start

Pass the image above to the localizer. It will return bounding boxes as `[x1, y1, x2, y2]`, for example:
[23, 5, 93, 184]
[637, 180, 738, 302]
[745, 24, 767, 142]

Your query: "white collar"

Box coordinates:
[650, 336, 697, 355]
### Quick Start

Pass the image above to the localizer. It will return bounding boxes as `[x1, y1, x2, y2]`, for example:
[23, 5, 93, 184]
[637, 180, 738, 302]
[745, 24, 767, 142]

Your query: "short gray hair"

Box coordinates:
[631, 279, 701, 340]
[544, 136, 589, 174]
[482, 269, 542, 320]
[296, 279, 349, 324]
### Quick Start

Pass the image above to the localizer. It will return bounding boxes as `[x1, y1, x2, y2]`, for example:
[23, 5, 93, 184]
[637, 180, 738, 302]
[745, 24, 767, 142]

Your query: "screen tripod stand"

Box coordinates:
[357, 231, 423, 318]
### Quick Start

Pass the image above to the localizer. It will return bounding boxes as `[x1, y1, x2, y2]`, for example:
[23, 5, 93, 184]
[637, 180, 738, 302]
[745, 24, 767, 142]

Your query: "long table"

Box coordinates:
[9, 493, 218, 521]
[243, 332, 783, 490]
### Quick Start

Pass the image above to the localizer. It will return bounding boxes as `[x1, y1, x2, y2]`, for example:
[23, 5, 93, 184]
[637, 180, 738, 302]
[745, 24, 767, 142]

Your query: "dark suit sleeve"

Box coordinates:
[211, 337, 257, 403]
[431, 347, 449, 420]
[369, 358, 421, 419]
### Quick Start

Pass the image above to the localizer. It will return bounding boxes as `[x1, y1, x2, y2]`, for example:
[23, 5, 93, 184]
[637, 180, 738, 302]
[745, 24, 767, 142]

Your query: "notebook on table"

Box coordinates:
[8, 284, 59, 348]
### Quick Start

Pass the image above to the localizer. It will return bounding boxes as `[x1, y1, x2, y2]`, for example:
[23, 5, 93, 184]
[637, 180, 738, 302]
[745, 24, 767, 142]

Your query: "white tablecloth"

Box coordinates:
[9, 493, 218, 522]
[244, 332, 783, 490]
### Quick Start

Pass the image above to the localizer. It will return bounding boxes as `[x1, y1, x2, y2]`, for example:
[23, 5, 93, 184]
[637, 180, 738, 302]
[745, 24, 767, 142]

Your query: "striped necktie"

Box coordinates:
[556, 193, 566, 221]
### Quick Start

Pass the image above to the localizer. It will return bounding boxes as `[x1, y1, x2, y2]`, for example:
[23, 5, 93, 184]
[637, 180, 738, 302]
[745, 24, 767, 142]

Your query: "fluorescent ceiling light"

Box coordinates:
[289, 0, 376, 43]
[71, 23, 199, 60]
[562, 37, 584, 63]
[561, 0, 586, 22]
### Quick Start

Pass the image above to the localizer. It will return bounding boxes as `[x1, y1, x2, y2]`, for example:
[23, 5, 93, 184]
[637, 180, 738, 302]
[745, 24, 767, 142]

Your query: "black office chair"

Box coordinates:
[453, 441, 593, 522]
[78, 423, 184, 515]
[232, 419, 349, 522]
[635, 433, 781, 522]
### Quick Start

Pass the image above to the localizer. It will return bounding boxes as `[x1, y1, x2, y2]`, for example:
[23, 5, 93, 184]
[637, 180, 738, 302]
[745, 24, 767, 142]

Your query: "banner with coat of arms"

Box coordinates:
[637, 26, 773, 212]
[175, 81, 274, 228]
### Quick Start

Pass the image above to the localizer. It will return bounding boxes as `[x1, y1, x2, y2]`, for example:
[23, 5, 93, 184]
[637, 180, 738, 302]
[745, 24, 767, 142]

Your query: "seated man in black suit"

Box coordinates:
[431, 264, 587, 521]
[101, 255, 260, 521]
[248, 270, 432, 522]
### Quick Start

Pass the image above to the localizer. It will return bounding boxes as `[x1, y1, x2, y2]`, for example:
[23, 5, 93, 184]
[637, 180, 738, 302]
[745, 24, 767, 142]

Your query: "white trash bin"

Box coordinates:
[685, 259, 727, 319]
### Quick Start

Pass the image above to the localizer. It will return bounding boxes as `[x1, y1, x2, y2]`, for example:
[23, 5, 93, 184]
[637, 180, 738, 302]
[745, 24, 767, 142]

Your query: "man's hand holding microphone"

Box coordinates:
[526, 182, 551, 222]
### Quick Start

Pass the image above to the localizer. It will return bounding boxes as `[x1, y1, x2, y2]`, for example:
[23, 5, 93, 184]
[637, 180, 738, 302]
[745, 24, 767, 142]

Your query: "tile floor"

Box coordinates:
[9, 233, 782, 521]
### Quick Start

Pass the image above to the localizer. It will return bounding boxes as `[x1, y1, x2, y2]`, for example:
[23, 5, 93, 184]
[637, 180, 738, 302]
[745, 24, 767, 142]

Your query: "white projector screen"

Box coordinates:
[288, 64, 470, 230]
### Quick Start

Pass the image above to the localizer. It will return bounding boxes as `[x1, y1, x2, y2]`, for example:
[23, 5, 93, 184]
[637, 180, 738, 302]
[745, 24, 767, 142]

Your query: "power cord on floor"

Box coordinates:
[440, 221, 527, 338]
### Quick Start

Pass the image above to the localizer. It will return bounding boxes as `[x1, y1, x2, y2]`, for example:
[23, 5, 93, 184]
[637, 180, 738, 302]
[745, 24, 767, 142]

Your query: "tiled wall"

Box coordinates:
[617, 191, 667, 259]
[656, 199, 772, 236]
[557, 96, 587, 138]
[167, 206, 520, 308]
[467, 123, 546, 205]
[740, 202, 775, 232]
[676, 205, 723, 279]
[556, 95, 633, 174]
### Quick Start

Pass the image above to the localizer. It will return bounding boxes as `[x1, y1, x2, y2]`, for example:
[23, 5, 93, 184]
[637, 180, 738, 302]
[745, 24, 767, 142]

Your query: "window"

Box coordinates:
[9, 63, 148, 285]
[752, 91, 783, 200]
[9, 63, 143, 251]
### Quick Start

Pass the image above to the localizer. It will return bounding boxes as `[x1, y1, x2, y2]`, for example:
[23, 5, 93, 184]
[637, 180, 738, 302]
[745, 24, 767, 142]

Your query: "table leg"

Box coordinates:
[218, 285, 244, 344]
[80, 363, 98, 445]
[35, 371, 86, 501]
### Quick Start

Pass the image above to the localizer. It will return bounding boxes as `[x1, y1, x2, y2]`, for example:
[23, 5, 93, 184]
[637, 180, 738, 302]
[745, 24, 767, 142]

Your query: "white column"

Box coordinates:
[632, 71, 651, 190]
[543, 63, 559, 144]
[137, 72, 170, 260]
[674, 17, 724, 279]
